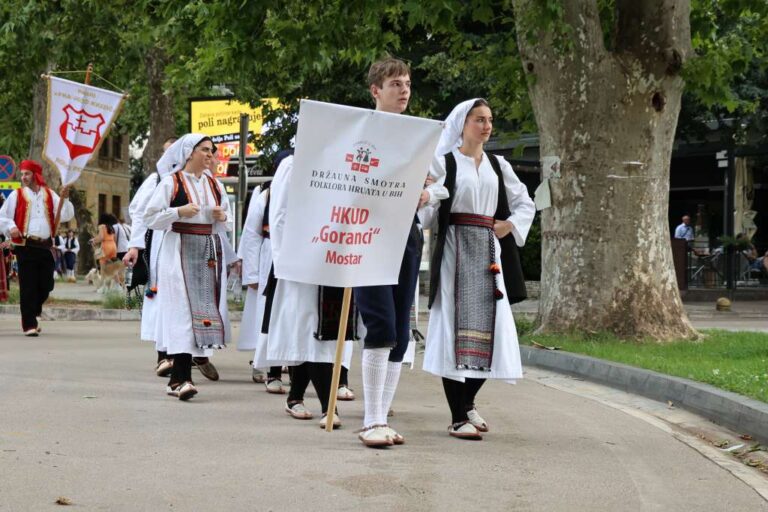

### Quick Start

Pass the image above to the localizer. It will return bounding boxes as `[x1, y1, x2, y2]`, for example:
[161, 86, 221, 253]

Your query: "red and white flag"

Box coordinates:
[43, 76, 126, 185]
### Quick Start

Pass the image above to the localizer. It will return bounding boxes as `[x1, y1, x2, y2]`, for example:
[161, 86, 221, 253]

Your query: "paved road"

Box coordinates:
[1, 320, 766, 511]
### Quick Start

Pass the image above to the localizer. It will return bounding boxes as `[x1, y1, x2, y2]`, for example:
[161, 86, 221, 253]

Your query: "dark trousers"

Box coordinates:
[16, 246, 55, 330]
[288, 363, 311, 403]
[354, 220, 422, 363]
[286, 362, 335, 414]
[63, 252, 77, 271]
[170, 353, 193, 385]
[442, 378, 486, 424]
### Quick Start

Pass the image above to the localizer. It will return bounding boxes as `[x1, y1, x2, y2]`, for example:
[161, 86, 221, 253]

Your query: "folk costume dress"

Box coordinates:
[144, 167, 232, 358]
[258, 155, 355, 369]
[423, 104, 535, 384]
[237, 186, 272, 361]
[127, 172, 166, 349]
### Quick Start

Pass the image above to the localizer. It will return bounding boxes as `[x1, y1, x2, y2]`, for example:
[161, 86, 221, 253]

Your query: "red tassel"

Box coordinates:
[203, 319, 212, 327]
[207, 259, 216, 268]
[489, 263, 501, 275]
[494, 289, 504, 300]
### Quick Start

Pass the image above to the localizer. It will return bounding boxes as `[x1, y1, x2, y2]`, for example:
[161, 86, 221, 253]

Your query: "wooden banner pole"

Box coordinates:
[325, 286, 352, 432]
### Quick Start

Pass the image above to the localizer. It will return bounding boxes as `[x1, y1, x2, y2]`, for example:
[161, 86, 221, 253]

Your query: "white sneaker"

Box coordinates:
[155, 358, 173, 377]
[358, 425, 393, 447]
[383, 426, 404, 445]
[251, 367, 266, 383]
[448, 422, 482, 440]
[285, 401, 313, 420]
[177, 381, 198, 401]
[336, 385, 355, 401]
[265, 379, 285, 394]
[318, 413, 342, 429]
[466, 408, 489, 432]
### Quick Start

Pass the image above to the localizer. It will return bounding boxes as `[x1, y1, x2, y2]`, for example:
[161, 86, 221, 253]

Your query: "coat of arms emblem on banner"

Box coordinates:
[59, 105, 106, 159]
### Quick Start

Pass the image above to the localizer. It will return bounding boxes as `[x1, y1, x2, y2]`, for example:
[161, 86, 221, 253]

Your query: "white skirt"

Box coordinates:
[237, 238, 273, 351]
[260, 279, 353, 368]
[140, 230, 164, 350]
[423, 227, 523, 383]
[152, 231, 230, 357]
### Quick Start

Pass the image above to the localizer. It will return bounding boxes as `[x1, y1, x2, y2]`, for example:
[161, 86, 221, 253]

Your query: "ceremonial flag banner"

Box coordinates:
[43, 77, 126, 185]
[274, 100, 443, 287]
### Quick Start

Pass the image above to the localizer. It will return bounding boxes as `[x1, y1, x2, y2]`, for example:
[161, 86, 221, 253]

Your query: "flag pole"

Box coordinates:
[325, 287, 352, 432]
[52, 63, 93, 234]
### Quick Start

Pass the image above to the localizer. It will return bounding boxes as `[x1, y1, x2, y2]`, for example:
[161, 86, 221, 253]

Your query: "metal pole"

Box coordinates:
[725, 150, 736, 296]
[236, 113, 250, 250]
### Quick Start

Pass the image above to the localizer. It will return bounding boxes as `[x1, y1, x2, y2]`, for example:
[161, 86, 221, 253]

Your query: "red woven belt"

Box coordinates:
[449, 213, 494, 229]
[171, 222, 213, 235]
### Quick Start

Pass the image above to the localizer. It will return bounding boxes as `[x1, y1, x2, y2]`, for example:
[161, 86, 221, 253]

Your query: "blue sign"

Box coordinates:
[0, 156, 15, 181]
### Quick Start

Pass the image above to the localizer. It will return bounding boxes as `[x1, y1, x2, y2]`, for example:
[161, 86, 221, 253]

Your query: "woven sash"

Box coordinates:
[452, 213, 495, 371]
[178, 228, 225, 349]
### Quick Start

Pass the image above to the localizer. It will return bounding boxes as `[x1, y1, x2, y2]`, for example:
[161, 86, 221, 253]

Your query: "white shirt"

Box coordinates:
[0, 187, 74, 239]
[113, 223, 131, 253]
[674, 223, 694, 241]
[58, 236, 80, 254]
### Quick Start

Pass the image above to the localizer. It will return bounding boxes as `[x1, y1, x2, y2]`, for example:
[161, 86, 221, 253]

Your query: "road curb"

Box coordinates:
[0, 305, 243, 322]
[521, 345, 768, 445]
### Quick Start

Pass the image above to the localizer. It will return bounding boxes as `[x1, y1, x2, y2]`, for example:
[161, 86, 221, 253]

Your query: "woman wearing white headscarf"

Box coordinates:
[144, 134, 233, 400]
[422, 99, 535, 439]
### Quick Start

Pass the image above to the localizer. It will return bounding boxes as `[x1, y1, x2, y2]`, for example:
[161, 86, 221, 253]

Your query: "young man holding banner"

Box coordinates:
[353, 58, 446, 447]
[0, 160, 73, 335]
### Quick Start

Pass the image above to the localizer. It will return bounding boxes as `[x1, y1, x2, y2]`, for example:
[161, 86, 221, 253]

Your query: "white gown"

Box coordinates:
[256, 156, 354, 368]
[144, 171, 233, 357]
[127, 173, 166, 349]
[422, 150, 535, 382]
[236, 186, 272, 362]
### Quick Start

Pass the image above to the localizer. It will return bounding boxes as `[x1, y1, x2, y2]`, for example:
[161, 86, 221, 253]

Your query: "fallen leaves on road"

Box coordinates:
[55, 497, 72, 505]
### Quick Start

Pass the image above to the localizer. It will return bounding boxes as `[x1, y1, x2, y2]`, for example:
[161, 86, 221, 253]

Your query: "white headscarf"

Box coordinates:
[433, 98, 482, 158]
[156, 133, 213, 178]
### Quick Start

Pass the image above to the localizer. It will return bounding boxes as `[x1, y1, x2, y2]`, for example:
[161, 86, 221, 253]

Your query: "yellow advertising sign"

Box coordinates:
[190, 97, 278, 176]
[189, 97, 278, 138]
[0, 181, 21, 190]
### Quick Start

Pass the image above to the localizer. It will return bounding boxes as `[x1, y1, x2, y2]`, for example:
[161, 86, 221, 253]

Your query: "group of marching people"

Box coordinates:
[125, 57, 535, 447]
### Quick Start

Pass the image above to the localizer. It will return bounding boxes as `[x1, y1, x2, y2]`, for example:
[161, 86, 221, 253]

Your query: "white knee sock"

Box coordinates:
[382, 361, 402, 423]
[362, 347, 390, 428]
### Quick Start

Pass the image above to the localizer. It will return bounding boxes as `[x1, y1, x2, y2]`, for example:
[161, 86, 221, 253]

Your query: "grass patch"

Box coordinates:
[522, 330, 768, 403]
[101, 291, 126, 310]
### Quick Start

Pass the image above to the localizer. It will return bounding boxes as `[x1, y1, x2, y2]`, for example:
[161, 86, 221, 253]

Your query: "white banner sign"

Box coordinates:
[274, 100, 443, 287]
[43, 77, 126, 185]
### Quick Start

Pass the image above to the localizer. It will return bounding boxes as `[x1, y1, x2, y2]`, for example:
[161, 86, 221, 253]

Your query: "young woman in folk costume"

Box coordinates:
[144, 134, 233, 400]
[255, 153, 358, 428]
[422, 99, 535, 439]
[237, 150, 291, 394]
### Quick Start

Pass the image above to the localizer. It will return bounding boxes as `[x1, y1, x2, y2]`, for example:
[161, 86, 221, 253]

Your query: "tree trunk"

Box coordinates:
[142, 47, 176, 175]
[513, 0, 697, 340]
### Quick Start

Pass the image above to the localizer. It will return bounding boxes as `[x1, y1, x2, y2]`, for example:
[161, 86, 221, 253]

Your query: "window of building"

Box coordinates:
[99, 138, 110, 158]
[98, 194, 107, 219]
[112, 134, 123, 161]
[112, 195, 121, 218]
